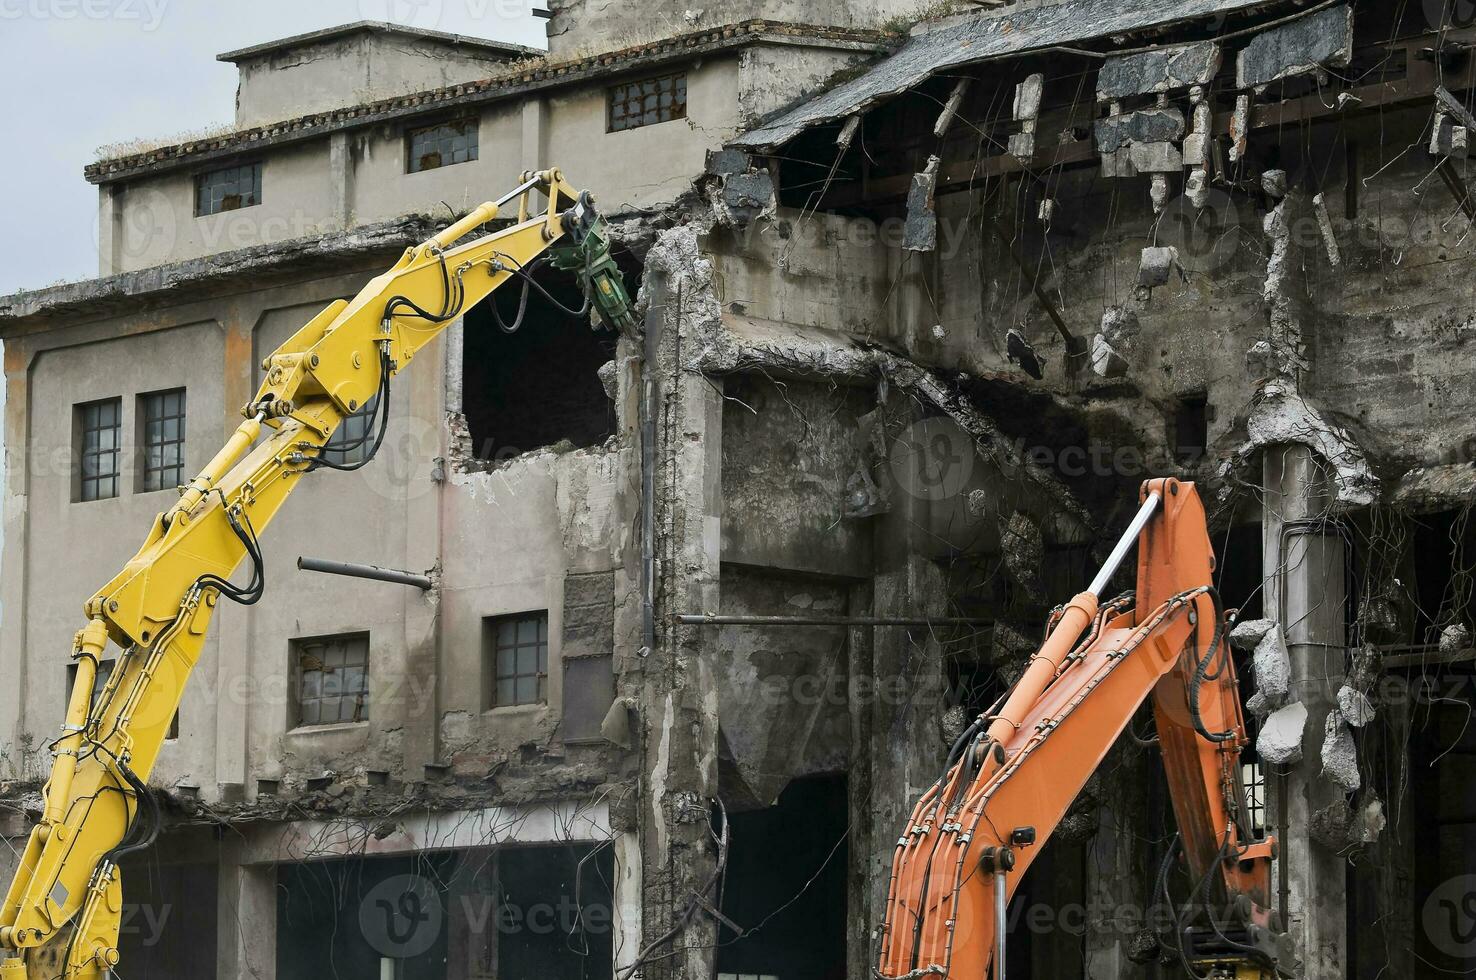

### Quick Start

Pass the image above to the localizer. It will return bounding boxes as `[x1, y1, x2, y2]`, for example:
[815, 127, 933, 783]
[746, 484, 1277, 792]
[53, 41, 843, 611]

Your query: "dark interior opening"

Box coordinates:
[717, 774, 848, 980]
[116, 852, 218, 978]
[461, 263, 621, 461]
[1174, 394, 1210, 465]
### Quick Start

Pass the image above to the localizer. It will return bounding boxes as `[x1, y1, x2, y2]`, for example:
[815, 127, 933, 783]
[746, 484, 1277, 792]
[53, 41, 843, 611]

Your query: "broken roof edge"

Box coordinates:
[731, 0, 1297, 151]
[0, 216, 440, 333]
[217, 20, 543, 63]
[88, 20, 894, 185]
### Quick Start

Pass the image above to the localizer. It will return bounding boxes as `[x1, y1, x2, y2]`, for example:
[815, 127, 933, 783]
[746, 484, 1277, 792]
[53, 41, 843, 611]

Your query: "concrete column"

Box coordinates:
[521, 98, 548, 173]
[1263, 444, 1347, 979]
[328, 131, 355, 232]
[216, 839, 277, 980]
[402, 331, 447, 775]
[0, 345, 32, 755]
[97, 184, 122, 277]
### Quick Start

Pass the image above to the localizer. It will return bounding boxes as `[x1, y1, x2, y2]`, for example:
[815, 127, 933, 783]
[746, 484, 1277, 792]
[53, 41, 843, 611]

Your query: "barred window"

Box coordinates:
[294, 633, 370, 727]
[139, 388, 186, 493]
[321, 393, 380, 467]
[195, 162, 262, 216]
[76, 398, 122, 502]
[1242, 761, 1267, 834]
[608, 73, 687, 132]
[486, 612, 548, 708]
[407, 119, 479, 173]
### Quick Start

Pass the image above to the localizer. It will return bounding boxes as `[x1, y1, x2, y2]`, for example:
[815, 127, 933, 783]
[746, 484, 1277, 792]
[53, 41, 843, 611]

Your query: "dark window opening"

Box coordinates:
[116, 852, 218, 977]
[76, 397, 122, 502]
[717, 775, 847, 980]
[608, 72, 687, 132]
[139, 388, 186, 493]
[484, 612, 549, 709]
[407, 118, 479, 174]
[293, 632, 370, 727]
[195, 162, 262, 216]
[460, 264, 621, 461]
[1174, 394, 1210, 465]
[277, 846, 613, 980]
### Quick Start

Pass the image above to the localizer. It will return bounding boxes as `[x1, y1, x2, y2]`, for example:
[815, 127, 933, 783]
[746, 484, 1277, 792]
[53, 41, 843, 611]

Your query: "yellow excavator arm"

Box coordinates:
[0, 169, 636, 979]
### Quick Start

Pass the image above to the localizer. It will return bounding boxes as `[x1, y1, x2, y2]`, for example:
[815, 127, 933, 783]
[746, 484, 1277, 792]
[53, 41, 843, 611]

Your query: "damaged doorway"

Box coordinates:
[461, 264, 620, 462]
[716, 774, 847, 980]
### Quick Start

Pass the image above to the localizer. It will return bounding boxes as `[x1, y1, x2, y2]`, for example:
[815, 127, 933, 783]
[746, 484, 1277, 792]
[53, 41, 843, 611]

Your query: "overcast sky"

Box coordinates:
[0, 0, 549, 296]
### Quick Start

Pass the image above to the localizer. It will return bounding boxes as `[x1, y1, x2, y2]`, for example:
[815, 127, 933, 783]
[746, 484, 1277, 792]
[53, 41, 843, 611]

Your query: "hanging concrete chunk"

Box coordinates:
[1014, 72, 1044, 121]
[1258, 701, 1307, 765]
[934, 76, 971, 138]
[1091, 334, 1129, 378]
[1138, 246, 1182, 288]
[1230, 618, 1276, 651]
[904, 156, 941, 252]
[1229, 94, 1251, 162]
[1095, 107, 1187, 153]
[1321, 710, 1361, 791]
[1312, 192, 1342, 267]
[1097, 41, 1222, 100]
[1237, 4, 1353, 89]
[1246, 624, 1291, 716]
[1338, 685, 1375, 727]
[1132, 141, 1184, 174]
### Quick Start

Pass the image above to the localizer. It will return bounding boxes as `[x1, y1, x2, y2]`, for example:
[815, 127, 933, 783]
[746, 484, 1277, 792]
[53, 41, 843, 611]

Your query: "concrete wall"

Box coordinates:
[231, 32, 528, 128]
[104, 53, 759, 274]
[544, 0, 927, 53]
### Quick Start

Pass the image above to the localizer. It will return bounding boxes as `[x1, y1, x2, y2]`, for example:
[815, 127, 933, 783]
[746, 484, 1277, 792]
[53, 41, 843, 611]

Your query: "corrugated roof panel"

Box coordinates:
[733, 0, 1291, 150]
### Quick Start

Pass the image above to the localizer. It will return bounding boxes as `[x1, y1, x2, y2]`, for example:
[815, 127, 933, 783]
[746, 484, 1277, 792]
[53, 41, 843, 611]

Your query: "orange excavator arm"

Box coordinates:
[878, 478, 1291, 980]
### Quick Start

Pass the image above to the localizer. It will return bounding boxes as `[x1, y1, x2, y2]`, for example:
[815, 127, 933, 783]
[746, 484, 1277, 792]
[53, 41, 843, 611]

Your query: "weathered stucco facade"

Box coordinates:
[2, 1, 1475, 978]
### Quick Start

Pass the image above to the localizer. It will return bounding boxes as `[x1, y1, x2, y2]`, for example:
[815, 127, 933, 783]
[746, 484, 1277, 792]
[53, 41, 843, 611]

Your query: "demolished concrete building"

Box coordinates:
[0, 0, 1474, 977]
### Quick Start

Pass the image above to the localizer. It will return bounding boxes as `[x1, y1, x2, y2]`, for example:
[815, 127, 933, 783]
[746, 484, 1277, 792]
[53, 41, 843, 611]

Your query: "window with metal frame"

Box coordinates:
[195, 162, 262, 216]
[407, 118, 479, 173]
[294, 633, 370, 727]
[77, 397, 122, 502]
[320, 393, 381, 467]
[139, 388, 186, 493]
[1242, 761, 1267, 833]
[486, 612, 549, 708]
[608, 72, 687, 132]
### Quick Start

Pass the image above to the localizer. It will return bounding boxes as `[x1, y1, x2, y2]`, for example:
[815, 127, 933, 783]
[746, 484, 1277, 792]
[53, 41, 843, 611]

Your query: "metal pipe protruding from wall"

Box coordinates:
[296, 557, 433, 591]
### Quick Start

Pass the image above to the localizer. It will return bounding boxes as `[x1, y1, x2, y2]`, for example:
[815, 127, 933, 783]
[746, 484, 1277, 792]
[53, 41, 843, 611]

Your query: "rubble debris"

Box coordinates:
[1430, 112, 1470, 158]
[1037, 198, 1055, 226]
[1435, 84, 1476, 133]
[967, 488, 989, 519]
[1220, 381, 1379, 507]
[1236, 4, 1353, 89]
[904, 155, 941, 252]
[1393, 463, 1476, 514]
[1312, 193, 1342, 267]
[1096, 41, 1221, 100]
[1338, 685, 1375, 727]
[1184, 86, 1213, 169]
[1006, 328, 1045, 379]
[1352, 795, 1386, 846]
[1128, 930, 1162, 964]
[1310, 797, 1353, 851]
[1229, 618, 1276, 651]
[1261, 168, 1289, 199]
[939, 705, 969, 746]
[1000, 510, 1046, 604]
[1009, 73, 1044, 161]
[1091, 334, 1129, 378]
[843, 465, 891, 519]
[1246, 624, 1291, 716]
[1229, 94, 1251, 162]
[1441, 622, 1472, 656]
[710, 167, 776, 230]
[597, 359, 618, 401]
[1150, 172, 1171, 214]
[1321, 710, 1361, 792]
[1095, 108, 1187, 154]
[1258, 701, 1307, 764]
[1185, 166, 1210, 209]
[1137, 245, 1182, 289]
[706, 148, 751, 176]
[933, 76, 971, 138]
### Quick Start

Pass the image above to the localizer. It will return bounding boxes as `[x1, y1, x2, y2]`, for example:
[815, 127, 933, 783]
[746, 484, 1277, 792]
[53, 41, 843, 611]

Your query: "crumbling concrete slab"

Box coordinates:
[904, 156, 941, 252]
[1138, 246, 1182, 288]
[1095, 108, 1187, 154]
[1237, 4, 1353, 89]
[1338, 685, 1374, 727]
[1247, 624, 1291, 716]
[1097, 41, 1222, 100]
[1230, 618, 1276, 651]
[1259, 701, 1307, 764]
[1091, 334, 1129, 378]
[733, 0, 1292, 150]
